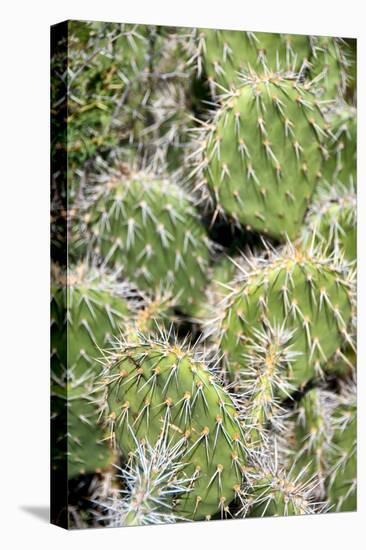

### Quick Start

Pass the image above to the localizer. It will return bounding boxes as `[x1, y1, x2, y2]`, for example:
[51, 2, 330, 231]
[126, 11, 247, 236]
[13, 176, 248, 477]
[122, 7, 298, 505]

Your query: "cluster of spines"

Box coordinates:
[290, 387, 337, 498]
[101, 438, 192, 526]
[237, 323, 299, 446]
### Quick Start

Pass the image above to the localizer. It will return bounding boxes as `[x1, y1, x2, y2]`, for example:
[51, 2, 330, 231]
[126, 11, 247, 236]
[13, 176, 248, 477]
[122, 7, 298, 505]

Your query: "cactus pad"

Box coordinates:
[88, 171, 211, 314]
[101, 333, 247, 520]
[216, 244, 355, 388]
[198, 73, 326, 240]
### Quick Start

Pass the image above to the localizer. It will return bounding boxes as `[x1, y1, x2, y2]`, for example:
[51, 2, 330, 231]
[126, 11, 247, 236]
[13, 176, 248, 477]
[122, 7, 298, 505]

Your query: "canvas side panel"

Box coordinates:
[50, 20, 68, 530]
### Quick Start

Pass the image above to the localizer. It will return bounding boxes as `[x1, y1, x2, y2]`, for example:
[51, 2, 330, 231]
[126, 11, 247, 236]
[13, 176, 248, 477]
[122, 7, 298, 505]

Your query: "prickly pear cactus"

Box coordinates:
[104, 439, 192, 526]
[287, 379, 356, 512]
[67, 395, 113, 479]
[246, 459, 325, 517]
[309, 36, 349, 100]
[88, 170, 211, 314]
[51, 265, 131, 478]
[196, 74, 327, 240]
[237, 323, 299, 445]
[216, 244, 355, 388]
[51, 20, 357, 528]
[290, 387, 336, 497]
[193, 29, 310, 93]
[327, 380, 357, 512]
[302, 182, 356, 262]
[323, 104, 356, 188]
[101, 333, 247, 520]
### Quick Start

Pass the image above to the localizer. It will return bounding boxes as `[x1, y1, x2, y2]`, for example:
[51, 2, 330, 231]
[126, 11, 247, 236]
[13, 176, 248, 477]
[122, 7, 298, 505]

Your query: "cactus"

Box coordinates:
[245, 456, 326, 517]
[51, 264, 132, 477]
[327, 379, 357, 512]
[309, 37, 349, 101]
[193, 73, 327, 241]
[100, 332, 247, 520]
[302, 182, 356, 263]
[102, 438, 192, 526]
[51, 264, 177, 478]
[215, 243, 355, 388]
[323, 104, 356, 189]
[67, 22, 195, 200]
[189, 31, 351, 103]
[51, 265, 131, 386]
[67, 395, 114, 479]
[193, 254, 238, 323]
[290, 387, 336, 497]
[88, 169, 212, 315]
[190, 29, 310, 94]
[287, 379, 356, 512]
[51, 20, 357, 528]
[237, 323, 300, 446]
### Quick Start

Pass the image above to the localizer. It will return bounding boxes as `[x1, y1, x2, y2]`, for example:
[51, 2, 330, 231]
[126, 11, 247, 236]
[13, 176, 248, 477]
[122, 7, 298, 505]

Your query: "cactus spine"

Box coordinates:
[104, 439, 192, 526]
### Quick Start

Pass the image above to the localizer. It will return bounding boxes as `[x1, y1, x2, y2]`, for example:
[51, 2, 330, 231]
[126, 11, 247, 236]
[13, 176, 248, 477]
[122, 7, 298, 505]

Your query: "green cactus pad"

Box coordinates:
[199, 73, 326, 240]
[303, 182, 356, 263]
[247, 463, 323, 517]
[67, 395, 114, 479]
[51, 265, 131, 478]
[88, 171, 211, 315]
[194, 29, 310, 92]
[323, 104, 356, 188]
[327, 381, 356, 512]
[237, 323, 299, 445]
[217, 244, 354, 388]
[291, 388, 335, 496]
[101, 333, 247, 520]
[288, 380, 356, 511]
[309, 37, 349, 100]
